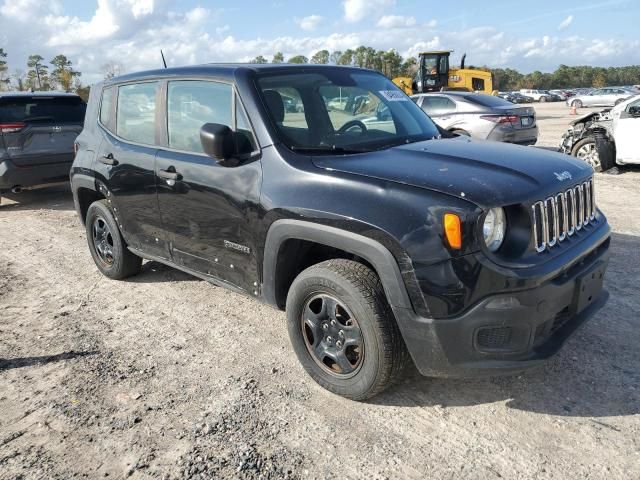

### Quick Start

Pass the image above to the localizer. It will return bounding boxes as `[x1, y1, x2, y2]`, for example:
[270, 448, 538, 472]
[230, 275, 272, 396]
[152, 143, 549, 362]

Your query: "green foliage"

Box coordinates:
[287, 55, 308, 64]
[272, 52, 284, 63]
[250, 55, 268, 64]
[50, 54, 81, 92]
[27, 54, 49, 90]
[491, 64, 640, 90]
[0, 48, 8, 90]
[310, 49, 330, 65]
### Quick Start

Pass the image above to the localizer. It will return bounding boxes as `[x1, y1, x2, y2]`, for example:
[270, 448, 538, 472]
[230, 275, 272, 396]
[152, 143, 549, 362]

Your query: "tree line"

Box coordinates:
[0, 49, 85, 93]
[1, 45, 638, 101]
[252, 47, 640, 90]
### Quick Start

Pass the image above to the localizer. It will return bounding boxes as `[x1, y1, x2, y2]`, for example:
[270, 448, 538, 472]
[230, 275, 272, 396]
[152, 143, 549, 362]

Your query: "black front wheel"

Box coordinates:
[286, 259, 409, 400]
[85, 200, 141, 279]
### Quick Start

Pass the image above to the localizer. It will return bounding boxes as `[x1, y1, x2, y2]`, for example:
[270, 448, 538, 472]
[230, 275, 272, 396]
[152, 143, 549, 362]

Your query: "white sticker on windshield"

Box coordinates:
[379, 90, 408, 101]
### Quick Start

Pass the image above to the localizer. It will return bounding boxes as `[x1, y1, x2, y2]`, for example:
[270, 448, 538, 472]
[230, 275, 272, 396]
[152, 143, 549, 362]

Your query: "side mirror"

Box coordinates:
[200, 123, 235, 164]
[628, 106, 640, 118]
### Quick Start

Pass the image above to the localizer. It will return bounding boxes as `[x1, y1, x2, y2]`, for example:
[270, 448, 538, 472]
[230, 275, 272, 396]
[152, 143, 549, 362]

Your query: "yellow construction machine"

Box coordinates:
[393, 51, 494, 95]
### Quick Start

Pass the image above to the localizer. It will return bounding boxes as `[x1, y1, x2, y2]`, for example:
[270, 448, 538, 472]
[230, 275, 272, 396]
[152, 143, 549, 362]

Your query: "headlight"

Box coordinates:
[483, 208, 506, 252]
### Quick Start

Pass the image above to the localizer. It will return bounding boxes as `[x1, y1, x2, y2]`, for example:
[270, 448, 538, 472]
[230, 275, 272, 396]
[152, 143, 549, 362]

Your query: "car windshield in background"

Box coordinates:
[256, 70, 440, 153]
[0, 96, 86, 124]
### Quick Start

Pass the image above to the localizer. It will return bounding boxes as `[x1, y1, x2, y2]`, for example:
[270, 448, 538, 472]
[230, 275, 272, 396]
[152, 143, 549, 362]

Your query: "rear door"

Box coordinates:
[0, 95, 85, 167]
[418, 95, 457, 128]
[614, 97, 640, 163]
[95, 81, 166, 258]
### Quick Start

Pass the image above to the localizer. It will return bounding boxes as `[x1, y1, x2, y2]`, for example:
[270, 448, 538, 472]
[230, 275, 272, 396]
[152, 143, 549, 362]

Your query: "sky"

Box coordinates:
[0, 0, 638, 84]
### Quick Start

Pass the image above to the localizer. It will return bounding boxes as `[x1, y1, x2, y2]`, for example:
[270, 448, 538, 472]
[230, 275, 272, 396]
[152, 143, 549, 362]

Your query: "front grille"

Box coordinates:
[477, 326, 512, 349]
[531, 178, 596, 253]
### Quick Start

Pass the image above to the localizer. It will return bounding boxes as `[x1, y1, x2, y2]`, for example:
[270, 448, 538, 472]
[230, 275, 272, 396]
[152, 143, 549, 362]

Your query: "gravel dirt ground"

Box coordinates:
[1, 102, 639, 479]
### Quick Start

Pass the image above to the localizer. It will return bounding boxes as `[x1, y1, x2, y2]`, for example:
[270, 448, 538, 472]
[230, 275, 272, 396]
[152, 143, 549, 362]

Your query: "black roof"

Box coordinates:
[107, 63, 374, 85]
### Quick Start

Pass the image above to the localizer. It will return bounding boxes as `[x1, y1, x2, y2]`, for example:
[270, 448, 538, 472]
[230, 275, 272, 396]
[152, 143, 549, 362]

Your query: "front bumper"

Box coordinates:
[395, 233, 610, 378]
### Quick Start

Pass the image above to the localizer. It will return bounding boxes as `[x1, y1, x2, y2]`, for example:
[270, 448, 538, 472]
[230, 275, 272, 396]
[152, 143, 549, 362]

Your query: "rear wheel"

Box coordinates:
[539, 96, 547, 103]
[85, 200, 141, 279]
[572, 99, 583, 108]
[286, 259, 409, 400]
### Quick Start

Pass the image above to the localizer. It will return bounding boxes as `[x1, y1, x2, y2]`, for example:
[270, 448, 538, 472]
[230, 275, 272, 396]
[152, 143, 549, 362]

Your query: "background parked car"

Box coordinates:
[0, 92, 86, 198]
[520, 89, 553, 102]
[509, 92, 534, 103]
[412, 92, 538, 145]
[568, 87, 635, 108]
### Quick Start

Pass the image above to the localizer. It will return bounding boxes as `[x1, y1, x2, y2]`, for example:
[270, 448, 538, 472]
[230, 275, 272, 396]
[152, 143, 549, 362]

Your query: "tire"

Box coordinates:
[85, 199, 142, 280]
[451, 129, 470, 137]
[286, 259, 409, 400]
[571, 137, 614, 172]
[539, 96, 547, 103]
[572, 99, 583, 108]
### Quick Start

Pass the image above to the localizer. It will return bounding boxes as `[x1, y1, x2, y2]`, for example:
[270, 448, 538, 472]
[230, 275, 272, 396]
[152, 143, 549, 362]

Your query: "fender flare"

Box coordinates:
[262, 219, 412, 310]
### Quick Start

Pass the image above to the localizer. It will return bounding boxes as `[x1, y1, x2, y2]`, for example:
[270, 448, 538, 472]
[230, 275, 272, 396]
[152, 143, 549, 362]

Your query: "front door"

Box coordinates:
[155, 79, 262, 292]
[615, 98, 640, 163]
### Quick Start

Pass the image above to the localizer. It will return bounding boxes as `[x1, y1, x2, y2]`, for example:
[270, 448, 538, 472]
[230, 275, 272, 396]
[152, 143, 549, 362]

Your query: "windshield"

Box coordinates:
[257, 70, 441, 153]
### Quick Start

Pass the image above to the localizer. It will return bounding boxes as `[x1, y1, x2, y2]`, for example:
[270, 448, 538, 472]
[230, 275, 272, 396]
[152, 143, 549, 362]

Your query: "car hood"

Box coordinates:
[311, 137, 593, 207]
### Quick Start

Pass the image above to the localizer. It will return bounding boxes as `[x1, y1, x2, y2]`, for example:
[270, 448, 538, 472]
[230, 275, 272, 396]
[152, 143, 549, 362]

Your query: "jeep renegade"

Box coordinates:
[71, 65, 610, 400]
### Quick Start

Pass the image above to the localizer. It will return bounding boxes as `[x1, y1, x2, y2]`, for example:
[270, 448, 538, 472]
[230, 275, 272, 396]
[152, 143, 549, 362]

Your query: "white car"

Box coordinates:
[519, 89, 553, 102]
[560, 94, 640, 171]
[610, 95, 640, 164]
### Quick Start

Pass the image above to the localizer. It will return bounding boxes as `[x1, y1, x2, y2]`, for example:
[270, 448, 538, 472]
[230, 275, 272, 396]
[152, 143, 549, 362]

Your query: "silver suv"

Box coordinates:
[412, 92, 538, 145]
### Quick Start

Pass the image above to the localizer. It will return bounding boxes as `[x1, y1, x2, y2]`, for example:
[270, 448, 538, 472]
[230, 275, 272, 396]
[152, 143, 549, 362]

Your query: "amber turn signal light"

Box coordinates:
[444, 213, 462, 249]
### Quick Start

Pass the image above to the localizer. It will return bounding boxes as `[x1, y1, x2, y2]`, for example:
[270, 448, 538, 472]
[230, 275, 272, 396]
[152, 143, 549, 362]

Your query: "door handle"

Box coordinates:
[99, 153, 118, 166]
[158, 169, 180, 180]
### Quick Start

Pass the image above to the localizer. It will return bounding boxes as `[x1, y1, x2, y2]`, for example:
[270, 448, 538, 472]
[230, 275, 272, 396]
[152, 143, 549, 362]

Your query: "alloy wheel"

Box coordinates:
[576, 141, 601, 170]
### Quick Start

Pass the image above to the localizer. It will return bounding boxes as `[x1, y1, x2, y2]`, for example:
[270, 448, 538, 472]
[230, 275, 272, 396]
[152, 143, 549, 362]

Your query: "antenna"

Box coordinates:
[160, 50, 167, 69]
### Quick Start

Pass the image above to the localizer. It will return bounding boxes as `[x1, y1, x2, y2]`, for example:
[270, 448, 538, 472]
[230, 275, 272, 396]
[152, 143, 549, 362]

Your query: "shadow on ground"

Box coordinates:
[373, 232, 640, 418]
[0, 183, 74, 212]
[0, 351, 97, 372]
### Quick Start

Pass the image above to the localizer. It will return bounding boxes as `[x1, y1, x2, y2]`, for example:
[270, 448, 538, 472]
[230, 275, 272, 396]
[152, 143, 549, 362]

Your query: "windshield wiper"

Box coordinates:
[289, 145, 370, 154]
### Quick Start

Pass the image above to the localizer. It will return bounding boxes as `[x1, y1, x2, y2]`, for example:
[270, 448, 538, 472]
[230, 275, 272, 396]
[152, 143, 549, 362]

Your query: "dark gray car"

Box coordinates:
[411, 92, 538, 145]
[0, 92, 85, 197]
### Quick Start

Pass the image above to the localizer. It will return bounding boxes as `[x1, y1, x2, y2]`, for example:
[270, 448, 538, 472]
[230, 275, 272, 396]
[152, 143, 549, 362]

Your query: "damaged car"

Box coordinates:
[560, 95, 640, 172]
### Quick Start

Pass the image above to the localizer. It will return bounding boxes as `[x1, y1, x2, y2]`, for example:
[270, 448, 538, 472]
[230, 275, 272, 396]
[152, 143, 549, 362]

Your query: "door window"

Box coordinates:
[167, 81, 232, 153]
[116, 82, 159, 145]
[167, 80, 257, 155]
[420, 96, 456, 115]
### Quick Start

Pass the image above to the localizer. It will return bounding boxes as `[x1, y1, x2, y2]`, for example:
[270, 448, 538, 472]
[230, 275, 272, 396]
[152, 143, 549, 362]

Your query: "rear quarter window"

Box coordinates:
[99, 87, 115, 131]
[0, 96, 86, 123]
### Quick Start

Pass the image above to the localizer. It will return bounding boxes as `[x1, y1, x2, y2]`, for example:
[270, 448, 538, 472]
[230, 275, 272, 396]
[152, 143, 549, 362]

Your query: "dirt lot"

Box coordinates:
[1, 103, 639, 479]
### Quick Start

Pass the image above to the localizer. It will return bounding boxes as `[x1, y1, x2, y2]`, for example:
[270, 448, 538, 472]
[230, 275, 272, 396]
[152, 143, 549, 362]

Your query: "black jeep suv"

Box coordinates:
[71, 64, 610, 400]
